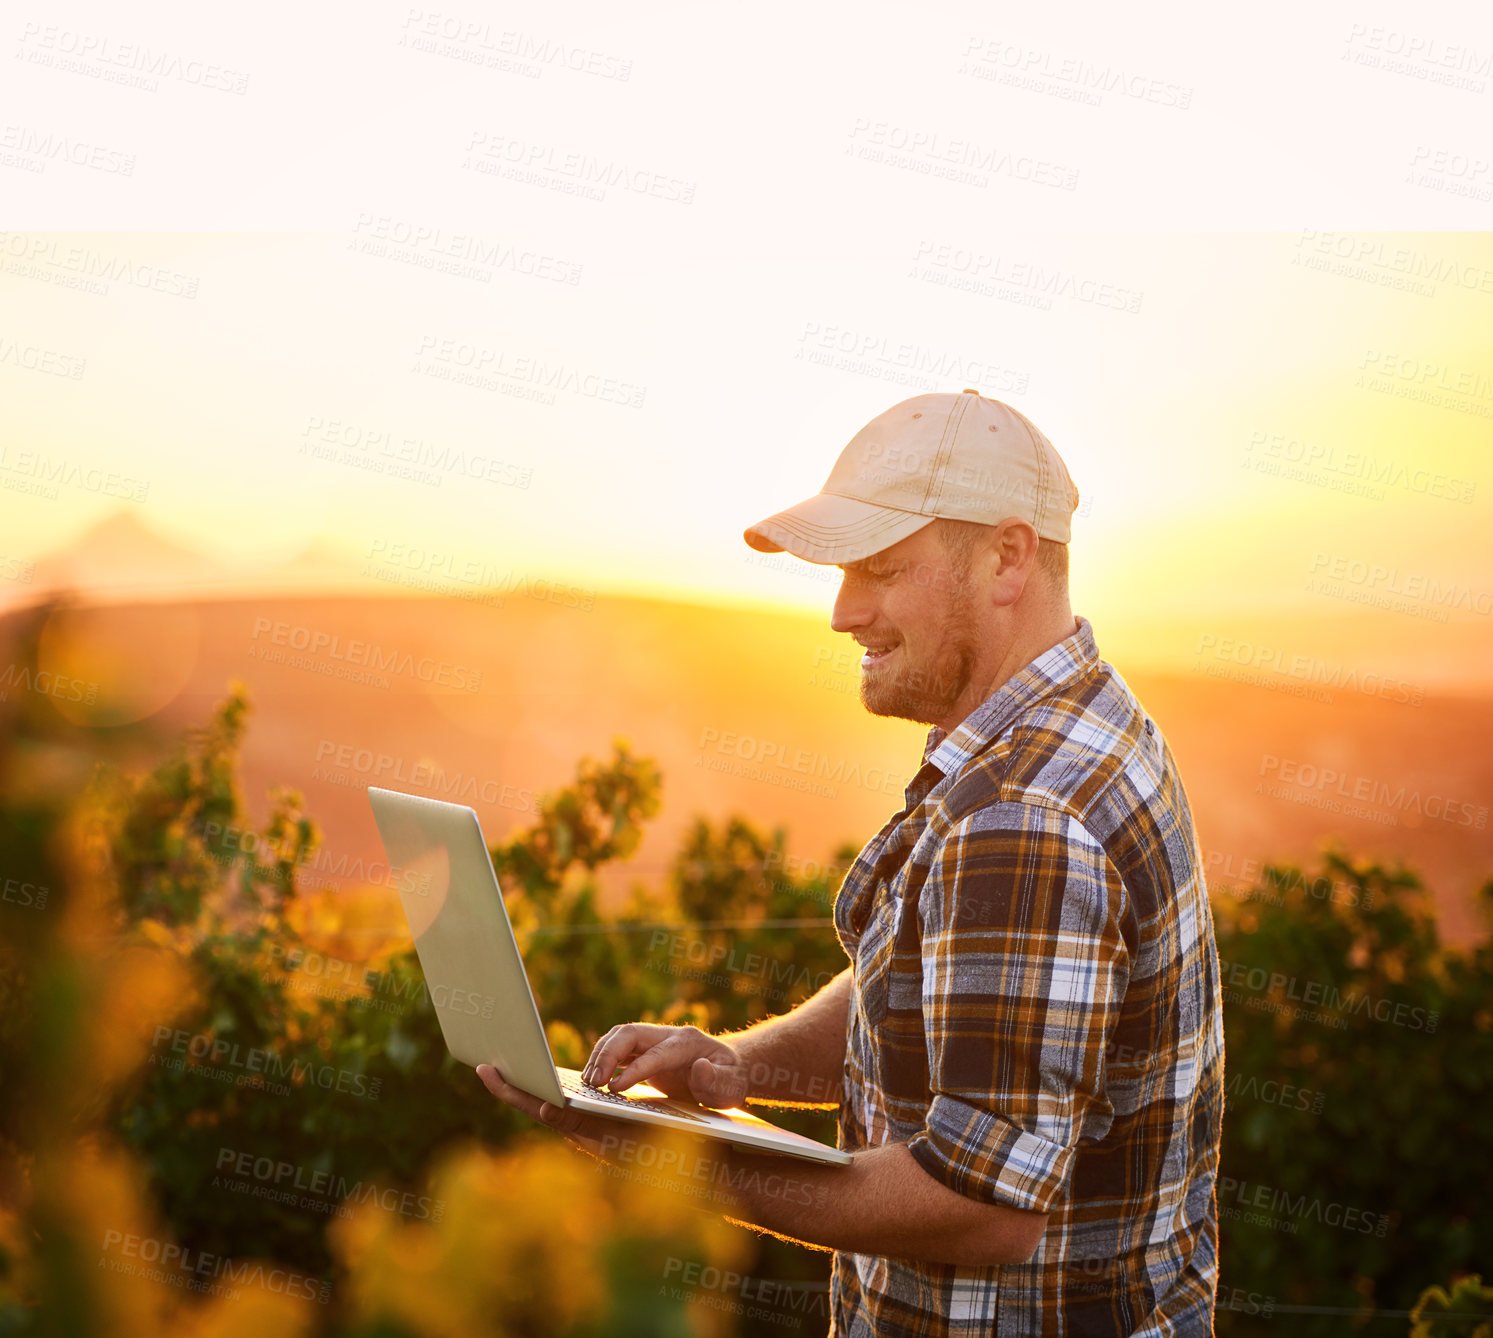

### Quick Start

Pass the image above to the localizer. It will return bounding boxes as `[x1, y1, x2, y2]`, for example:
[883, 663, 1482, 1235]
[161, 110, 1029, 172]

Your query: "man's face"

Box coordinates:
[830, 523, 981, 728]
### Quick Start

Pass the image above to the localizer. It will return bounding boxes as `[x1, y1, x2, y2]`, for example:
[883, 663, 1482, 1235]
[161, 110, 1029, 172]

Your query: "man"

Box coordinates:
[481, 389, 1225, 1335]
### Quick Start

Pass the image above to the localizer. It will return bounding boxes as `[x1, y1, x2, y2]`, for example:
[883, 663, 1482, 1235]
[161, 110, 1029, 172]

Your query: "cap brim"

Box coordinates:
[743, 492, 935, 565]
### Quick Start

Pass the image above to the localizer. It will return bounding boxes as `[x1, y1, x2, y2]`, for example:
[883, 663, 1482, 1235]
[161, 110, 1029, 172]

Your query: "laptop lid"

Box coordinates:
[366, 786, 564, 1105]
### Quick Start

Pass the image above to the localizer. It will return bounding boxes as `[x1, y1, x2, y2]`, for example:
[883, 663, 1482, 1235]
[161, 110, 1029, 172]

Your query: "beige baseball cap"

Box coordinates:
[744, 389, 1081, 564]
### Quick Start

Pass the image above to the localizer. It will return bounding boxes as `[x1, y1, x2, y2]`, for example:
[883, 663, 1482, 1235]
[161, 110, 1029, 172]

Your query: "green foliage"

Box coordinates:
[80, 686, 853, 1301]
[63, 691, 497, 1275]
[664, 816, 855, 1030]
[3, 597, 1489, 1336]
[1212, 852, 1493, 1334]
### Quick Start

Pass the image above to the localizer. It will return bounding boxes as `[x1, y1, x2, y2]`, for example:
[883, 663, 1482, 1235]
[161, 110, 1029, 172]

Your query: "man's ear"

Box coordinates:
[989, 519, 1038, 577]
[979, 520, 1040, 607]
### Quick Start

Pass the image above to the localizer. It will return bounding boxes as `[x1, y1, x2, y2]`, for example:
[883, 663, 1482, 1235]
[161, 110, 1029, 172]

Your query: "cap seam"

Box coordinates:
[821, 485, 931, 517]
[765, 512, 916, 540]
[919, 394, 970, 518]
[1017, 410, 1050, 538]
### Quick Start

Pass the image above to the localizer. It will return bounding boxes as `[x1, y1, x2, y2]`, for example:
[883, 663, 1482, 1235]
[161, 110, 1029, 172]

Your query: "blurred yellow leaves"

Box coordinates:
[330, 1133, 751, 1338]
[91, 941, 198, 1105]
[25, 1134, 317, 1338]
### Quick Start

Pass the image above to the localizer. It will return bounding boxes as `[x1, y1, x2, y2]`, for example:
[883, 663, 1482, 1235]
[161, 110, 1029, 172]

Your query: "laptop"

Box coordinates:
[367, 787, 852, 1166]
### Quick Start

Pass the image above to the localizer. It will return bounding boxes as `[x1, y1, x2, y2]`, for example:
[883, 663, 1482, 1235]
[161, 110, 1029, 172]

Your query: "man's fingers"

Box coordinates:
[609, 1030, 722, 1094]
[476, 1064, 546, 1121]
[579, 1027, 620, 1085]
[582, 1023, 667, 1086]
[689, 1055, 749, 1109]
[582, 1024, 745, 1105]
[478, 1065, 615, 1147]
[536, 1100, 603, 1140]
[606, 1034, 684, 1092]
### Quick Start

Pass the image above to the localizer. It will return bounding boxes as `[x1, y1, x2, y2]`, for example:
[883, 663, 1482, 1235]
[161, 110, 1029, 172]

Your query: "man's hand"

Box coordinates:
[475, 1063, 630, 1159]
[581, 1023, 749, 1108]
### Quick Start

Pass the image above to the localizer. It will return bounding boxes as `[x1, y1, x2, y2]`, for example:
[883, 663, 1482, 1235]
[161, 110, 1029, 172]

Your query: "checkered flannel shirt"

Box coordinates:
[830, 615, 1224, 1337]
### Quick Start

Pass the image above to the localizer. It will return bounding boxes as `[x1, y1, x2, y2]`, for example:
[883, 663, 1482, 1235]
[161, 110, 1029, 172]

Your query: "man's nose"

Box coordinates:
[830, 577, 872, 634]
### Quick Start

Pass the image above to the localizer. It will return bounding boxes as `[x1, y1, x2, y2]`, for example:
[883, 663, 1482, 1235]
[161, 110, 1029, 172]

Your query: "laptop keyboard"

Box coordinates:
[559, 1073, 712, 1124]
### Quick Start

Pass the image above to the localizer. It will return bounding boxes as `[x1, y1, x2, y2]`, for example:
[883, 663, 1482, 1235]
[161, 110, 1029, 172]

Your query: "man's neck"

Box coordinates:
[936, 610, 1079, 735]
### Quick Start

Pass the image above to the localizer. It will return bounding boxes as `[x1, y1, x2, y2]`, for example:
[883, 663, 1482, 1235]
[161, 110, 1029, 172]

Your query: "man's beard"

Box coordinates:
[859, 598, 978, 727]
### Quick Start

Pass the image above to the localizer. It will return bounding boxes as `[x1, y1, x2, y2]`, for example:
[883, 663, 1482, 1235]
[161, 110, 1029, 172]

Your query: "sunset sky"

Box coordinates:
[4, 1, 1491, 690]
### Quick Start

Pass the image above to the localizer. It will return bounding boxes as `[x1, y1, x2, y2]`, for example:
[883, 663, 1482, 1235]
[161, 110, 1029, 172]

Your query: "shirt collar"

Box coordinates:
[925, 615, 1099, 779]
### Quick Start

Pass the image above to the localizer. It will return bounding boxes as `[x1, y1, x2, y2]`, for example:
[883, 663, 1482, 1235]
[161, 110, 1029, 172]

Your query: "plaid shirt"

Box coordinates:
[831, 615, 1224, 1337]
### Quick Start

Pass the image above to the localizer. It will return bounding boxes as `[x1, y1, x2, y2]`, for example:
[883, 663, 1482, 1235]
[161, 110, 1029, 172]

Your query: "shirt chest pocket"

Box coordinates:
[854, 880, 903, 1027]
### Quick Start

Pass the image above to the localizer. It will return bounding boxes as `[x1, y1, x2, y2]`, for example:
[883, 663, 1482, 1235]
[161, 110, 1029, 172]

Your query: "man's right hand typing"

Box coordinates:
[578, 967, 852, 1112]
[580, 1023, 751, 1109]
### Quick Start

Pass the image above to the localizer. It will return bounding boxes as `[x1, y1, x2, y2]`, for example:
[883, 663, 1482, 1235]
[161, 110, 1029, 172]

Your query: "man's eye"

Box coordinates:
[842, 566, 895, 586]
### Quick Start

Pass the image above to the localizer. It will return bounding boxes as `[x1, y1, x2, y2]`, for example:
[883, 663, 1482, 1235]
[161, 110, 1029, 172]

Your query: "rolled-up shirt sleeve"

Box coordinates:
[906, 801, 1131, 1214]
